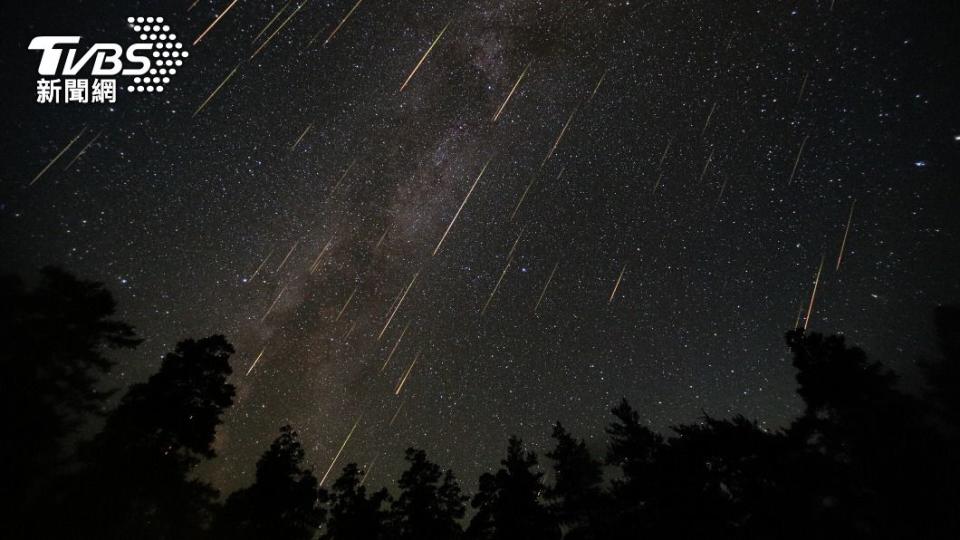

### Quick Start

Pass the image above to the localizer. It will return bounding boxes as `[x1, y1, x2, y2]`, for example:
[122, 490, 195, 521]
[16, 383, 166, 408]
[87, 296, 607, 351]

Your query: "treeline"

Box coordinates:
[2, 267, 959, 539]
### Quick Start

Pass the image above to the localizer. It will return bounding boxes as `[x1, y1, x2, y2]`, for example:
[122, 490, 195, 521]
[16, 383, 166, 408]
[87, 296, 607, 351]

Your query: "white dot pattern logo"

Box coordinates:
[125, 16, 188, 93]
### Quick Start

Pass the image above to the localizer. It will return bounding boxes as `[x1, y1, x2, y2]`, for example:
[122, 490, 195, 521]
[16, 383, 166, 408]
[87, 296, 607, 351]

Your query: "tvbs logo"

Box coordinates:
[29, 16, 189, 104]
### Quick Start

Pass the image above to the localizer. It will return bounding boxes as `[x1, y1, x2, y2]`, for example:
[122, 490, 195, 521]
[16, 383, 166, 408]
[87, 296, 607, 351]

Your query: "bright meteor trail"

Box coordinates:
[400, 22, 450, 92]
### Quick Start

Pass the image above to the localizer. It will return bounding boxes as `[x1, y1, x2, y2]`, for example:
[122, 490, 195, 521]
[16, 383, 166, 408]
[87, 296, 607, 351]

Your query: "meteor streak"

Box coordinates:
[332, 160, 356, 192]
[510, 174, 538, 221]
[275, 240, 299, 273]
[835, 199, 856, 271]
[716, 177, 728, 206]
[797, 71, 810, 104]
[433, 157, 491, 256]
[609, 264, 626, 304]
[253, 1, 291, 43]
[698, 149, 714, 183]
[533, 261, 558, 313]
[250, 0, 309, 59]
[542, 107, 578, 166]
[803, 255, 825, 330]
[493, 61, 532, 122]
[400, 22, 450, 92]
[379, 271, 418, 339]
[482, 257, 513, 316]
[310, 239, 333, 274]
[394, 350, 421, 395]
[247, 248, 275, 282]
[291, 123, 313, 151]
[245, 348, 266, 376]
[505, 227, 525, 262]
[653, 171, 664, 194]
[193, 0, 239, 46]
[63, 129, 103, 170]
[658, 135, 673, 169]
[307, 0, 364, 48]
[389, 398, 406, 426]
[380, 322, 410, 372]
[193, 64, 239, 117]
[787, 135, 809, 185]
[700, 101, 717, 138]
[335, 284, 358, 322]
[588, 68, 608, 102]
[375, 225, 390, 249]
[261, 285, 288, 322]
[319, 416, 362, 487]
[30, 126, 88, 185]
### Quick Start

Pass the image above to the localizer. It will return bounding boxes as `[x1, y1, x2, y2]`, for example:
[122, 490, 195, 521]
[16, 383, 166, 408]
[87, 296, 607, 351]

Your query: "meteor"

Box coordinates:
[359, 456, 377, 486]
[379, 271, 418, 339]
[803, 255, 825, 330]
[433, 157, 492, 256]
[375, 224, 391, 249]
[542, 107, 578, 166]
[261, 285, 288, 322]
[193, 64, 239, 117]
[343, 321, 357, 340]
[253, 1, 291, 43]
[394, 350, 421, 395]
[533, 261, 559, 313]
[505, 227, 525, 262]
[482, 257, 513, 316]
[332, 160, 357, 192]
[493, 61, 532, 122]
[588, 68, 608, 103]
[63, 129, 103, 170]
[835, 199, 856, 271]
[193, 0, 239, 46]
[698, 149, 715, 183]
[658, 135, 673, 169]
[307, 0, 365, 48]
[275, 240, 299, 273]
[310, 239, 333, 274]
[716, 177, 728, 206]
[250, 0, 309, 59]
[291, 123, 313, 151]
[609, 264, 626, 304]
[400, 22, 450, 92]
[389, 397, 406, 426]
[652, 171, 664, 194]
[380, 322, 410, 372]
[510, 173, 538, 221]
[247, 248, 275, 282]
[700, 101, 717, 138]
[335, 284, 358, 322]
[787, 135, 809, 185]
[30, 126, 88, 185]
[245, 347, 266, 376]
[797, 71, 810, 104]
[319, 416, 362, 487]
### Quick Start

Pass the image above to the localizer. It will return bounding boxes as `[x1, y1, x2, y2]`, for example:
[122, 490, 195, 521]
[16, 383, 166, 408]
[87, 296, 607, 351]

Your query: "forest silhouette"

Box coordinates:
[2, 267, 959, 539]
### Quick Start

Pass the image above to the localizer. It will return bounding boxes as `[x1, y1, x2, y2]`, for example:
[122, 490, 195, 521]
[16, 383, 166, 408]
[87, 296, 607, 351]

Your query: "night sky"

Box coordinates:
[3, 0, 959, 494]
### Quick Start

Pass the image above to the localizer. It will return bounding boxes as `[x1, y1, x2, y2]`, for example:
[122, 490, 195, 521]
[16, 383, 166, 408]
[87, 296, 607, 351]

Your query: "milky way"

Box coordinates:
[3, 0, 959, 494]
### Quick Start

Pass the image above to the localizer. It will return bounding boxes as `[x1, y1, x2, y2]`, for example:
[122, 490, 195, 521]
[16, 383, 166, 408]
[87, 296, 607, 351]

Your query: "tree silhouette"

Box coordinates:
[212, 425, 325, 540]
[785, 329, 944, 539]
[467, 436, 559, 540]
[0, 267, 139, 538]
[544, 422, 604, 540]
[64, 335, 236, 539]
[320, 463, 391, 540]
[390, 448, 467, 540]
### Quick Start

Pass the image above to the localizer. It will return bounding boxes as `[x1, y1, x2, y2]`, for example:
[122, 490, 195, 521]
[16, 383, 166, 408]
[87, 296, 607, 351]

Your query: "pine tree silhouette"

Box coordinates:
[320, 463, 391, 540]
[467, 436, 560, 540]
[389, 447, 468, 540]
[64, 335, 236, 539]
[544, 422, 604, 540]
[212, 425, 325, 540]
[0, 267, 140, 538]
